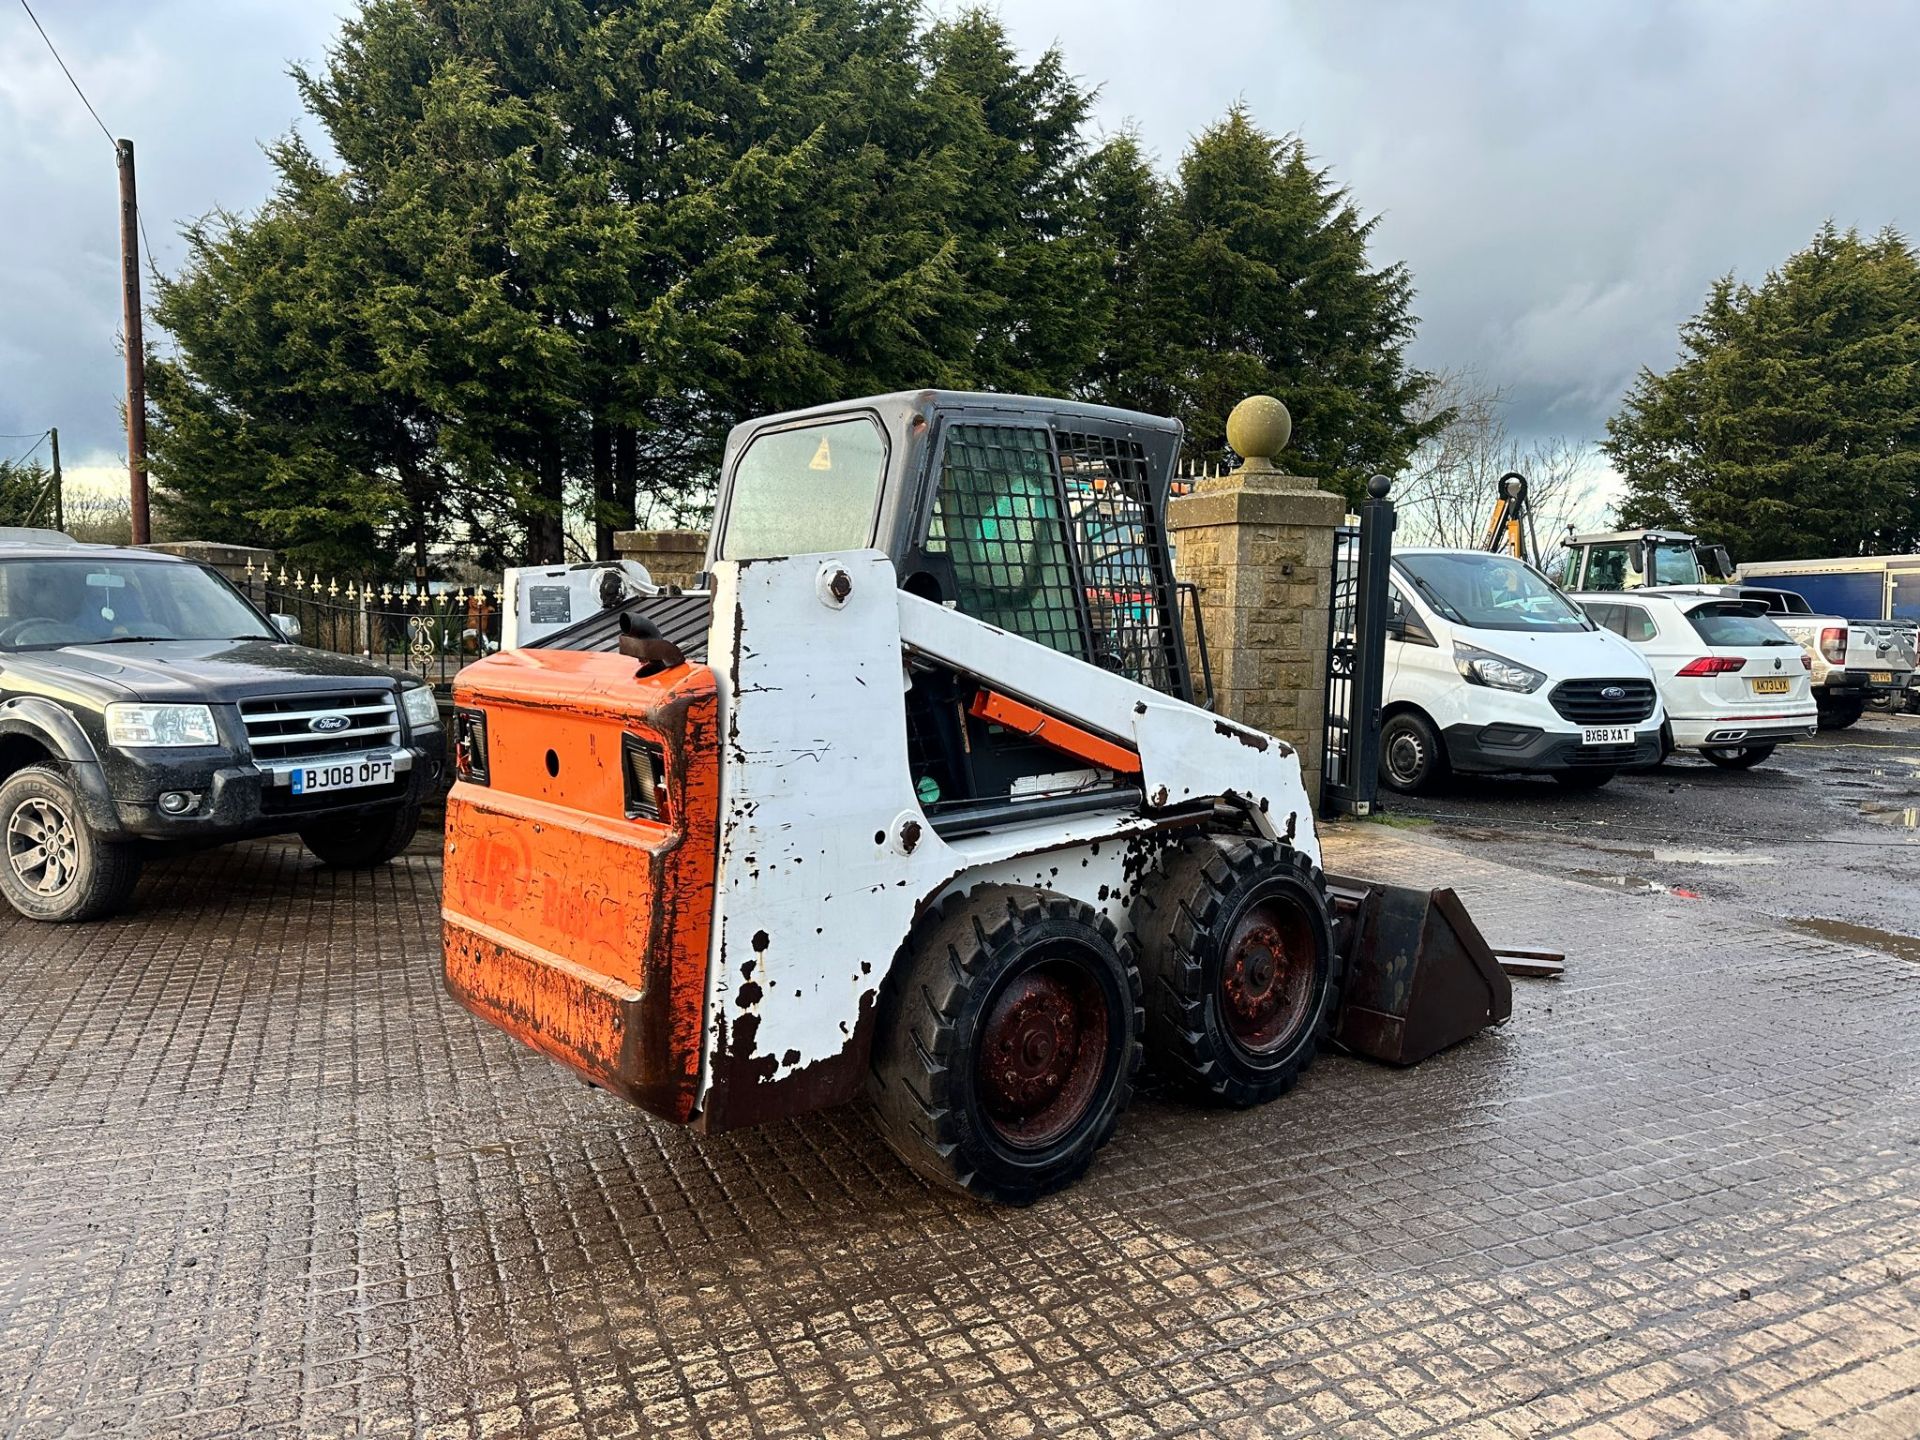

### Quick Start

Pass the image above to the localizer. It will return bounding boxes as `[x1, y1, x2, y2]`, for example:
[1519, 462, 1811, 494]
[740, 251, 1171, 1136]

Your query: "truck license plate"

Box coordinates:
[1750, 676, 1791, 695]
[290, 757, 395, 795]
[1581, 725, 1634, 745]
[1871, 670, 1894, 685]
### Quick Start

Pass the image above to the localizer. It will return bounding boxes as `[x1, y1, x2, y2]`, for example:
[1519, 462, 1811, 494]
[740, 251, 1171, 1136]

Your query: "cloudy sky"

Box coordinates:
[5, 0, 1918, 502]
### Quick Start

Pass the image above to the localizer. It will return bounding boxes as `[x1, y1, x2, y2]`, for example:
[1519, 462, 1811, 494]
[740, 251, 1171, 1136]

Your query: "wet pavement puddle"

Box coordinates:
[1786, 916, 1920, 964]
[1858, 801, 1919, 828]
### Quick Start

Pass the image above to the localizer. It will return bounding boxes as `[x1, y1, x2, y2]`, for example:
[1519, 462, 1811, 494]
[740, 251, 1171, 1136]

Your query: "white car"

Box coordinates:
[1380, 548, 1666, 793]
[1576, 590, 1818, 769]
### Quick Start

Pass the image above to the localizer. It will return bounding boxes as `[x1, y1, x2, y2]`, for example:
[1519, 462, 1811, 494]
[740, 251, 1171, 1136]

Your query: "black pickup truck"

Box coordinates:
[0, 531, 446, 921]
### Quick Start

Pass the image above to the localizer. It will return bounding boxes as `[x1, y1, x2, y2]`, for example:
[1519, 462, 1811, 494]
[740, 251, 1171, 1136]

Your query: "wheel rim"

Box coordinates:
[8, 796, 79, 898]
[1218, 896, 1316, 1056]
[976, 951, 1110, 1149]
[1385, 728, 1425, 785]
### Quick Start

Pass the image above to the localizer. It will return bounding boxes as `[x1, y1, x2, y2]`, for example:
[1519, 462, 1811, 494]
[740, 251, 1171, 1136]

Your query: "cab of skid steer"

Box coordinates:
[553, 391, 1208, 838]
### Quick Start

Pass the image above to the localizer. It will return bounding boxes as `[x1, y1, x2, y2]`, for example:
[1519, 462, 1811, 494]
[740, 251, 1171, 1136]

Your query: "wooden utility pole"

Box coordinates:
[48, 427, 63, 534]
[116, 138, 150, 544]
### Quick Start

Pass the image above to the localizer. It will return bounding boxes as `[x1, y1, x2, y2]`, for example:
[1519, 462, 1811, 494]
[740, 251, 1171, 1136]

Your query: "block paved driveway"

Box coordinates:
[0, 824, 1916, 1439]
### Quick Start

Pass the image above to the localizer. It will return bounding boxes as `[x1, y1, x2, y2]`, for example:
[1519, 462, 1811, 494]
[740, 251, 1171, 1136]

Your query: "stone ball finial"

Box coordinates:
[1226, 395, 1291, 474]
[1367, 473, 1392, 500]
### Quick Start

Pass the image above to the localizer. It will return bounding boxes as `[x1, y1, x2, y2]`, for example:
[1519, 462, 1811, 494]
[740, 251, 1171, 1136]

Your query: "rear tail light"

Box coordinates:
[622, 734, 669, 822]
[1801, 653, 1813, 671]
[1676, 656, 1746, 676]
[452, 708, 490, 784]
[1820, 626, 1847, 663]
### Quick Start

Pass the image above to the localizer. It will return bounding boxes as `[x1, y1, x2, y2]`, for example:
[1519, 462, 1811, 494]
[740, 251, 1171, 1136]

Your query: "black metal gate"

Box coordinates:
[1320, 476, 1395, 817]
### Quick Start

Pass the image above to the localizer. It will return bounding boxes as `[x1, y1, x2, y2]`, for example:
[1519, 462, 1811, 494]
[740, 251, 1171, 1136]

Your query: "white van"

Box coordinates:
[1379, 548, 1666, 793]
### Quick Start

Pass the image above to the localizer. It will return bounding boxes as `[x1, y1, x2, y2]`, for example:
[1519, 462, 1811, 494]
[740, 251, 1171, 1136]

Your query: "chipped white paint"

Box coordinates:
[698, 550, 1320, 1102]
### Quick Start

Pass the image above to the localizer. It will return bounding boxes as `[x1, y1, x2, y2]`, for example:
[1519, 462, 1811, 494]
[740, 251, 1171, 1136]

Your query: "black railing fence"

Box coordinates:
[1321, 476, 1395, 818]
[239, 560, 501, 692]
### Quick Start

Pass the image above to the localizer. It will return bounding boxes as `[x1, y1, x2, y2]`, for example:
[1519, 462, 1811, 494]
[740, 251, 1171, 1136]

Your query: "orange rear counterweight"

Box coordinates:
[441, 649, 721, 1122]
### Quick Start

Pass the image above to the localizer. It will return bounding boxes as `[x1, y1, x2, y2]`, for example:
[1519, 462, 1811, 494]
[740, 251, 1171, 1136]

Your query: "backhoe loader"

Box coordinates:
[442, 392, 1509, 1203]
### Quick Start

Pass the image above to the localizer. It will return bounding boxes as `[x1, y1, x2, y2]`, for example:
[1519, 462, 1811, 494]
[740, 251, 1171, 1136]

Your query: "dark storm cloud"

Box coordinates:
[5, 0, 1917, 475]
[992, 0, 1920, 448]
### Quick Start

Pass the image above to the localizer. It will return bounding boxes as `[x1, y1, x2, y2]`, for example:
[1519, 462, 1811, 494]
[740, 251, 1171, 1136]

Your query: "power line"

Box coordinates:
[15, 0, 115, 149]
[6, 431, 51, 467]
[14, 3, 166, 277]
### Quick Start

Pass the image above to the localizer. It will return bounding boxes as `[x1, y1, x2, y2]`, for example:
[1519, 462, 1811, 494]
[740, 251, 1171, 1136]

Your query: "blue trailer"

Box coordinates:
[1737, 555, 1920, 624]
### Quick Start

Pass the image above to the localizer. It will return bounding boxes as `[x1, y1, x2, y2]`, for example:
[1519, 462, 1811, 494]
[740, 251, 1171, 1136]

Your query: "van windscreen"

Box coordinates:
[1394, 553, 1591, 633]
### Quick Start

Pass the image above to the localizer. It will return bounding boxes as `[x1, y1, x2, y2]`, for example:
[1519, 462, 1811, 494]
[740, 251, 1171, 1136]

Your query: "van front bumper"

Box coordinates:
[1441, 722, 1663, 776]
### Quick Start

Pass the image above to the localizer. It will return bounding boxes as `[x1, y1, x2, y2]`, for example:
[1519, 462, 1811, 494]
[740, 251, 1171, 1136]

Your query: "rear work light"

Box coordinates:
[623, 734, 669, 822]
[453, 708, 490, 784]
[1819, 626, 1848, 663]
[1676, 656, 1747, 676]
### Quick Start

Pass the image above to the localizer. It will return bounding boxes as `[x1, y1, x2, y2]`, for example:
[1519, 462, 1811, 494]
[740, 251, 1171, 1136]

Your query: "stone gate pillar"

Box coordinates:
[613, 529, 710, 589]
[1167, 396, 1344, 804]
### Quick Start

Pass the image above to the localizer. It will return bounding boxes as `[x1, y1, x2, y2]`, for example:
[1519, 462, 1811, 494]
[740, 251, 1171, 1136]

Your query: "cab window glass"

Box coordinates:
[720, 418, 885, 560]
[926, 425, 1085, 658]
[1582, 601, 1620, 635]
[1583, 544, 1629, 591]
[1647, 541, 1702, 586]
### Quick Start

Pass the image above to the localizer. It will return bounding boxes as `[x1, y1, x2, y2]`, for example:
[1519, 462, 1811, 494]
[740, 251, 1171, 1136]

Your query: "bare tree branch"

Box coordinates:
[1393, 367, 1600, 572]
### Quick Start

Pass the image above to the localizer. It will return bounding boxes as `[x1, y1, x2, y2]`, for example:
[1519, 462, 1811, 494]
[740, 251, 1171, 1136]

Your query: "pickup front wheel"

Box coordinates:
[0, 765, 142, 922]
[298, 804, 422, 868]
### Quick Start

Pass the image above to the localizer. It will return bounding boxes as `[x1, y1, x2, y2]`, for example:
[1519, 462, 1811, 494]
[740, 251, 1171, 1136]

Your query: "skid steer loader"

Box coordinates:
[442, 392, 1510, 1203]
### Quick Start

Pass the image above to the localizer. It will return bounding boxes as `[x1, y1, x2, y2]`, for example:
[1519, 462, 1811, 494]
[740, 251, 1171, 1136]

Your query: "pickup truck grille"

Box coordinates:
[1549, 678, 1657, 725]
[240, 690, 400, 760]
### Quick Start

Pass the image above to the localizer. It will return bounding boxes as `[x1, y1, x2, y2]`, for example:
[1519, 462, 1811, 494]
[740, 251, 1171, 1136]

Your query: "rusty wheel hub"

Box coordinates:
[1219, 901, 1314, 1055]
[977, 960, 1109, 1149]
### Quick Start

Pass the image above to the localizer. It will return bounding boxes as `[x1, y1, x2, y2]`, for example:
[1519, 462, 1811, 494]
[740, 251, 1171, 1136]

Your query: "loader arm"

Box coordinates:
[896, 590, 1317, 852]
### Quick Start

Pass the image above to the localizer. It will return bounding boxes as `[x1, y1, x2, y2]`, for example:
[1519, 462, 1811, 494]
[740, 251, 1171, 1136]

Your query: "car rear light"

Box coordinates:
[1820, 626, 1847, 663]
[623, 734, 669, 822]
[1801, 653, 1813, 670]
[453, 708, 490, 784]
[1676, 656, 1747, 676]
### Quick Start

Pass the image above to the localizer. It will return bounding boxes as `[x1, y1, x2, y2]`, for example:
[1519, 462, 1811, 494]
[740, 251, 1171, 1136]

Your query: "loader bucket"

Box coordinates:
[1323, 875, 1513, 1065]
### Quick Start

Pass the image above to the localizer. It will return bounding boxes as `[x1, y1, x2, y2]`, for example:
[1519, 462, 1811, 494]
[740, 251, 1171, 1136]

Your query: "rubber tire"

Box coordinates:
[1552, 769, 1615, 790]
[0, 764, 142, 923]
[1817, 696, 1865, 730]
[298, 803, 421, 868]
[1133, 836, 1339, 1108]
[1701, 743, 1776, 770]
[1379, 711, 1448, 794]
[868, 885, 1142, 1205]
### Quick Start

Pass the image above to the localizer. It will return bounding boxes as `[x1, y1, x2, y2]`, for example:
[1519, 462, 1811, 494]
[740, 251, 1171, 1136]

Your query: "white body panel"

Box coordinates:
[1576, 592, 1817, 751]
[1384, 549, 1665, 775]
[698, 550, 1316, 1100]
